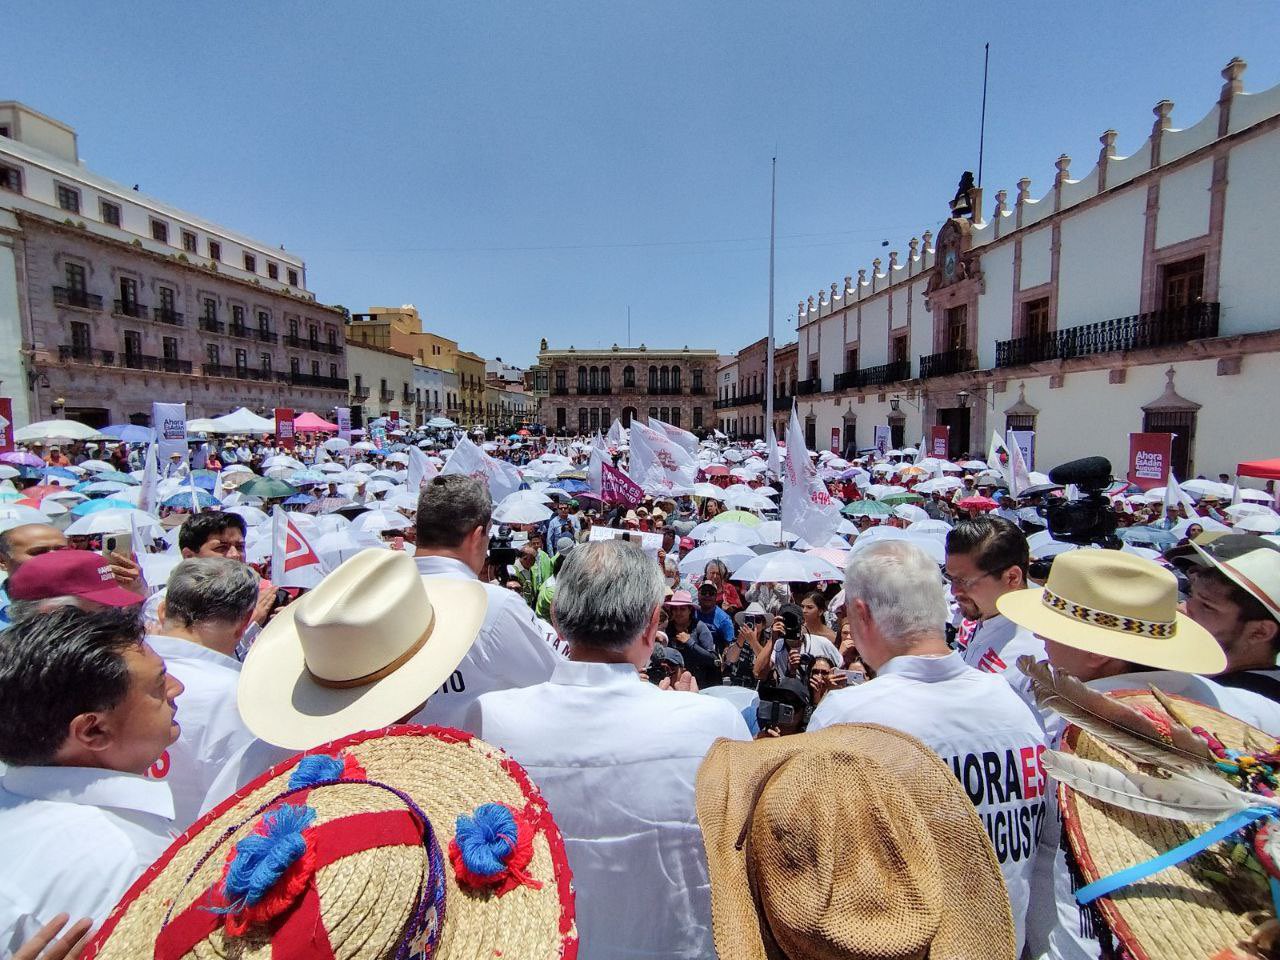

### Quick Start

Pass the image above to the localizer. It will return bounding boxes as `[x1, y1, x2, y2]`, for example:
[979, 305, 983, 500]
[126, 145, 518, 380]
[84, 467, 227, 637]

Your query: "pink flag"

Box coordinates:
[601, 462, 645, 507]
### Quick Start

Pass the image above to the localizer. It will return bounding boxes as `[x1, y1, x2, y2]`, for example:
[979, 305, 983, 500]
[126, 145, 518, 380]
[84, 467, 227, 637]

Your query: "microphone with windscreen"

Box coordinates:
[1043, 456, 1120, 547]
[1048, 456, 1112, 490]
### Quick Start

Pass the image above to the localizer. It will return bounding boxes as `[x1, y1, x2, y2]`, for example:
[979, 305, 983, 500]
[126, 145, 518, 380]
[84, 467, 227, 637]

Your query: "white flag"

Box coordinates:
[767, 432, 782, 479]
[1005, 430, 1031, 498]
[913, 436, 926, 465]
[587, 432, 609, 495]
[137, 443, 160, 515]
[406, 446, 438, 494]
[1163, 472, 1199, 520]
[987, 431, 1012, 487]
[648, 416, 699, 457]
[606, 418, 625, 448]
[781, 406, 840, 547]
[270, 506, 326, 587]
[441, 435, 522, 503]
[627, 420, 697, 496]
[1231, 479, 1242, 506]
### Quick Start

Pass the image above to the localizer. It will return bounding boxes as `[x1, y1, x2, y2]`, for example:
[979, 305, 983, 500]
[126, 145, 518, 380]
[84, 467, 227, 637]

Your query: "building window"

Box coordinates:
[287, 269, 299, 286]
[70, 321, 91, 353]
[181, 230, 197, 253]
[1160, 255, 1205, 311]
[623, 365, 635, 388]
[257, 310, 270, 333]
[124, 331, 142, 364]
[295, 358, 304, 378]
[846, 348, 859, 372]
[207, 344, 220, 366]
[261, 353, 272, 374]
[693, 407, 703, 429]
[648, 366, 658, 391]
[162, 337, 178, 361]
[1006, 413, 1036, 434]
[587, 408, 599, 431]
[554, 370, 566, 392]
[1022, 297, 1050, 340]
[288, 317, 299, 338]
[579, 409, 589, 433]
[235, 348, 248, 372]
[64, 262, 86, 293]
[692, 368, 703, 391]
[158, 287, 176, 316]
[577, 366, 588, 391]
[807, 358, 819, 380]
[671, 367, 682, 391]
[330, 363, 338, 380]
[670, 408, 681, 428]
[119, 277, 138, 310]
[327, 327, 337, 347]
[203, 297, 216, 322]
[946, 305, 968, 352]
[1143, 408, 1197, 480]
[0, 163, 20, 194]
[100, 199, 121, 226]
[311, 360, 320, 377]
[208, 240, 221, 261]
[55, 183, 80, 213]
[267, 262, 279, 280]
[892, 335, 908, 366]
[243, 253, 257, 273]
[150, 219, 169, 243]
[232, 305, 245, 329]
[308, 323, 318, 344]
[659, 366, 670, 392]
[556, 408, 567, 430]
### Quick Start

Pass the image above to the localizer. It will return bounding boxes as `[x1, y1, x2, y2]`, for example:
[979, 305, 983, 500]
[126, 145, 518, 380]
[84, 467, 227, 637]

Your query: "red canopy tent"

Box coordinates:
[1238, 458, 1280, 481]
[293, 412, 339, 433]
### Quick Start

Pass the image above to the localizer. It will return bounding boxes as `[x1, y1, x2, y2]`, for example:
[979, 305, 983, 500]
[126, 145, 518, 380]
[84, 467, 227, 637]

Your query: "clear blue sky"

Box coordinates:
[9, 3, 1278, 366]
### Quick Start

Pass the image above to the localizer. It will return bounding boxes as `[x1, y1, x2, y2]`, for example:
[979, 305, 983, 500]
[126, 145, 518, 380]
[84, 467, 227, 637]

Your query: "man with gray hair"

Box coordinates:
[465, 539, 750, 960]
[807, 540, 1046, 956]
[147, 557, 258, 830]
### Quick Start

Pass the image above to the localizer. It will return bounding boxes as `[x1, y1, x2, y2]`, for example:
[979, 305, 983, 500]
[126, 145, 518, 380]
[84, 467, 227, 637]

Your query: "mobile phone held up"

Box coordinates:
[102, 532, 133, 560]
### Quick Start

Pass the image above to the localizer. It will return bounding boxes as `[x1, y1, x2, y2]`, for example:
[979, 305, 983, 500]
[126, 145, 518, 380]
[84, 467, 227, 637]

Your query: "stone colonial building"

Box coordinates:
[533, 340, 717, 434]
[766, 58, 1279, 478]
[715, 338, 797, 440]
[0, 101, 347, 426]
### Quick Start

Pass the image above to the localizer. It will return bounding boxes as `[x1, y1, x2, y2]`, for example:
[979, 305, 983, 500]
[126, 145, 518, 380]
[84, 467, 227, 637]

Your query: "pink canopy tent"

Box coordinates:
[1238, 458, 1280, 481]
[293, 412, 339, 432]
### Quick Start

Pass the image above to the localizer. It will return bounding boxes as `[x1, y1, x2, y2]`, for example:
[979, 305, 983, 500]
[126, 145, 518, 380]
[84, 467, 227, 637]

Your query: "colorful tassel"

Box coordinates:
[449, 802, 542, 896]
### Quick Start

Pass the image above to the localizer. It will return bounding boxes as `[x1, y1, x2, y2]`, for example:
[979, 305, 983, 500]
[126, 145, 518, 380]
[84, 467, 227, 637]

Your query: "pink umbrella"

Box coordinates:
[294, 412, 339, 432]
[0, 451, 44, 468]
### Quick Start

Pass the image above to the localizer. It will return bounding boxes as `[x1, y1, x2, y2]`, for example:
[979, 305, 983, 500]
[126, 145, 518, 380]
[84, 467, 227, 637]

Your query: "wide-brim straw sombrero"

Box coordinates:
[697, 723, 1016, 960]
[81, 725, 577, 960]
[1060, 690, 1274, 960]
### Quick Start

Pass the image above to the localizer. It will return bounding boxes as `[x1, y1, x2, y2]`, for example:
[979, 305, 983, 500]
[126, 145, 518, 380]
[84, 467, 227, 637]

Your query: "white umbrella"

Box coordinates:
[351, 463, 377, 474]
[1225, 503, 1279, 520]
[0, 466, 18, 481]
[315, 530, 386, 570]
[914, 477, 963, 494]
[1236, 514, 1280, 534]
[426, 417, 456, 429]
[723, 489, 775, 512]
[907, 518, 953, 536]
[223, 463, 254, 475]
[678, 542, 755, 577]
[352, 509, 413, 534]
[691, 483, 726, 501]
[65, 508, 161, 535]
[960, 460, 989, 470]
[352, 441, 377, 452]
[893, 504, 930, 524]
[732, 549, 845, 584]
[1241, 489, 1273, 504]
[323, 437, 351, 452]
[37, 500, 69, 517]
[317, 462, 346, 475]
[263, 455, 305, 470]
[79, 460, 116, 473]
[755, 520, 787, 545]
[1180, 479, 1234, 500]
[699, 523, 763, 546]
[227, 505, 270, 527]
[14, 419, 103, 442]
[492, 498, 553, 525]
[0, 505, 55, 532]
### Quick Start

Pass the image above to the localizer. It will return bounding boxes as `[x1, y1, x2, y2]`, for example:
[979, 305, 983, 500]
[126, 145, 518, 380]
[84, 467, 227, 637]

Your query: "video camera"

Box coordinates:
[487, 524, 520, 569]
[646, 644, 685, 685]
[1042, 456, 1120, 549]
[756, 677, 813, 734]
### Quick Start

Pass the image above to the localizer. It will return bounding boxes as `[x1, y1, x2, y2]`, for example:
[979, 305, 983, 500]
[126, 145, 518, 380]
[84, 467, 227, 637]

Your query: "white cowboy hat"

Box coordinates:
[997, 549, 1225, 674]
[1191, 541, 1280, 623]
[238, 548, 487, 749]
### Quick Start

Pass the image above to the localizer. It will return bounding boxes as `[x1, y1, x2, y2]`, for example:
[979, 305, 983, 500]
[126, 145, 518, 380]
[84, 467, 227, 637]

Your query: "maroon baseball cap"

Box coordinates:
[8, 549, 143, 607]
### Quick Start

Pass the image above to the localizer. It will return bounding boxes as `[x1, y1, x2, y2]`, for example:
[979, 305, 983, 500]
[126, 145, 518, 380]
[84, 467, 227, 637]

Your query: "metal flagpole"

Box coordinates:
[765, 157, 776, 451]
[978, 42, 990, 186]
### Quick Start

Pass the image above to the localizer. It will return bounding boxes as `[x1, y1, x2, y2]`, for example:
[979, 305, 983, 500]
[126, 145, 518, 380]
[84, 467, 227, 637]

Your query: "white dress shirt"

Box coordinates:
[464, 658, 751, 960]
[0, 766, 178, 953]
[809, 652, 1047, 955]
[146, 634, 255, 831]
[959, 612, 1047, 716]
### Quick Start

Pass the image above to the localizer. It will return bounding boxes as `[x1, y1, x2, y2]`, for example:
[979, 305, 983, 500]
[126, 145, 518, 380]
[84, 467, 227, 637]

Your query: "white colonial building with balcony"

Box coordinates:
[784, 58, 1279, 480]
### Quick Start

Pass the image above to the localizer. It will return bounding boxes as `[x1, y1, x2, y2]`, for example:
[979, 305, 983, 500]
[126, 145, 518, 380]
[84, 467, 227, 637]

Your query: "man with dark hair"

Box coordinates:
[413, 476, 565, 729]
[945, 515, 1045, 711]
[147, 558, 258, 829]
[465, 540, 750, 959]
[0, 607, 182, 949]
[0, 524, 143, 626]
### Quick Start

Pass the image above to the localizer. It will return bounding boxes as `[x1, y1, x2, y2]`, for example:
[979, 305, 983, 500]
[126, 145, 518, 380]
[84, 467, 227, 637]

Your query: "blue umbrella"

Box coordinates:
[93, 470, 138, 485]
[284, 493, 317, 506]
[43, 467, 79, 482]
[74, 480, 130, 496]
[550, 478, 590, 494]
[289, 470, 328, 486]
[101, 424, 155, 443]
[71, 498, 136, 516]
[162, 489, 221, 509]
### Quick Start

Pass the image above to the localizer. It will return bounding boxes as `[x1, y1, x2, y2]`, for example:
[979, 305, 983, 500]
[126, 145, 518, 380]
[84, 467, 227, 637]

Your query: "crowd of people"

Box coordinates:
[0, 417, 1279, 959]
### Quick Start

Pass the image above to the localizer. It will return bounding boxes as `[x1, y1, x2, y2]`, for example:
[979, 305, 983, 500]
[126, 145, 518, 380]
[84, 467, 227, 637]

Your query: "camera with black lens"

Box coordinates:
[646, 644, 684, 685]
[1042, 456, 1120, 548]
[487, 524, 520, 569]
[756, 677, 813, 735]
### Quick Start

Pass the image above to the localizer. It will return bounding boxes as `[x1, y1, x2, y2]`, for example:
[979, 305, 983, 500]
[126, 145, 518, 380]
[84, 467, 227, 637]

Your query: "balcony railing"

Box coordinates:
[994, 302, 1220, 368]
[690, 386, 707, 395]
[551, 386, 569, 396]
[647, 386, 683, 395]
[229, 324, 250, 339]
[121, 353, 193, 374]
[735, 392, 763, 407]
[577, 386, 612, 396]
[59, 345, 115, 365]
[712, 398, 733, 409]
[53, 287, 103, 310]
[199, 316, 224, 333]
[769, 395, 794, 412]
[380, 390, 395, 403]
[291, 373, 349, 390]
[402, 391, 415, 404]
[254, 329, 279, 344]
[154, 308, 184, 327]
[202, 363, 235, 379]
[795, 377, 822, 395]
[919, 348, 977, 379]
[834, 359, 912, 390]
[114, 300, 148, 319]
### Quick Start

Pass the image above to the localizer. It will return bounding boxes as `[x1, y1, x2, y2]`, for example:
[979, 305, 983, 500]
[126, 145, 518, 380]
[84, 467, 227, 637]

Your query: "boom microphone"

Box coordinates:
[1048, 456, 1112, 488]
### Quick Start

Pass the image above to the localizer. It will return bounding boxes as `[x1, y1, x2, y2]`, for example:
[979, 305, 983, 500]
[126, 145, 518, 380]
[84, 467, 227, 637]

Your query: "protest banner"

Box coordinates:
[274, 408, 296, 450]
[0, 398, 13, 454]
[1127, 432, 1174, 491]
[929, 425, 950, 458]
[153, 402, 187, 462]
[335, 407, 352, 442]
[587, 524, 663, 559]
[601, 462, 645, 506]
[830, 427, 840, 453]
[873, 425, 891, 456]
[1010, 430, 1035, 471]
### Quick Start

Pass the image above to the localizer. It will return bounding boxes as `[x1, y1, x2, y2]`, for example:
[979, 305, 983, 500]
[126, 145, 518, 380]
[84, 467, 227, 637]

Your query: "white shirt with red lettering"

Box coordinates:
[960, 613, 1047, 716]
[809, 651, 1047, 955]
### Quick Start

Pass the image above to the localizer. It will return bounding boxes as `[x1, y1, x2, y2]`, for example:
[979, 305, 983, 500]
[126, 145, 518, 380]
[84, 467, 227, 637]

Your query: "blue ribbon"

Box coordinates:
[1076, 806, 1275, 906]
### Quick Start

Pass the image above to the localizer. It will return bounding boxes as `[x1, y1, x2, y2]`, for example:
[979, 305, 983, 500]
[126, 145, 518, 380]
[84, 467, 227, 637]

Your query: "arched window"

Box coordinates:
[659, 406, 670, 422]
[601, 367, 611, 392]
[601, 408, 611, 428]
[671, 366, 681, 391]
[589, 366, 600, 392]
[670, 408, 681, 428]
[648, 366, 658, 391]
[579, 409, 589, 433]
[659, 366, 670, 391]
[623, 366, 635, 388]
[589, 408, 600, 431]
[577, 366, 588, 391]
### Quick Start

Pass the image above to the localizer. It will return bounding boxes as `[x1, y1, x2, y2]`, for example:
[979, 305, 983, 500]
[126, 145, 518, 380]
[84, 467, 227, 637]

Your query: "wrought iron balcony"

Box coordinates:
[577, 386, 612, 396]
[735, 392, 763, 407]
[254, 329, 278, 344]
[380, 390, 395, 403]
[994, 302, 1220, 368]
[771, 395, 794, 412]
[114, 300, 148, 319]
[228, 324, 251, 339]
[919, 348, 977, 379]
[59, 345, 115, 365]
[690, 386, 707, 395]
[795, 377, 822, 395]
[834, 360, 911, 390]
[712, 398, 733, 409]
[291, 373, 349, 390]
[202, 363, 235, 378]
[647, 386, 683, 395]
[53, 287, 103, 310]
[154, 308, 184, 326]
[120, 353, 192, 374]
[199, 316, 224, 333]
[551, 386, 569, 396]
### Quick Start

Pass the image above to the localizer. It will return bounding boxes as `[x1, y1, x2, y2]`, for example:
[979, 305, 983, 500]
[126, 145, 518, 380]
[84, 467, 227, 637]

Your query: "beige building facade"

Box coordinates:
[345, 341, 415, 427]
